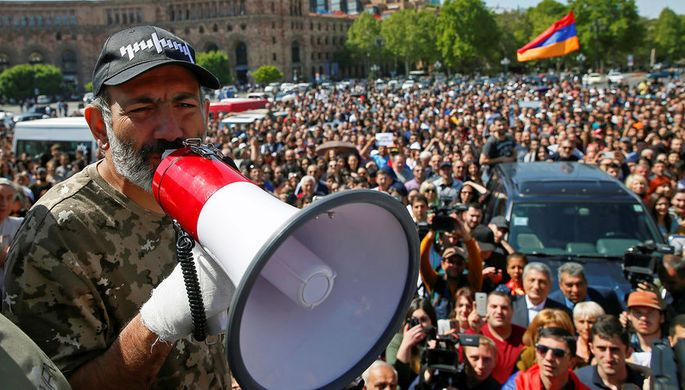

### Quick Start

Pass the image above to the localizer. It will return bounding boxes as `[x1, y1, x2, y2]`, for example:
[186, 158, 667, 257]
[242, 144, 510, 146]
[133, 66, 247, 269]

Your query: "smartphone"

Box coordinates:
[475, 292, 488, 317]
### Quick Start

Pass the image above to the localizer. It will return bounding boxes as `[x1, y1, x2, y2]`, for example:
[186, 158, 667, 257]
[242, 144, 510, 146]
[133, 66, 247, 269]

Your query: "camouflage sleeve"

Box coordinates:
[3, 203, 112, 377]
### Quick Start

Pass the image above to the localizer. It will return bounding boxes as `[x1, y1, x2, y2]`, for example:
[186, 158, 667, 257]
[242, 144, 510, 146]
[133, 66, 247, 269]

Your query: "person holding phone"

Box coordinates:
[419, 215, 483, 320]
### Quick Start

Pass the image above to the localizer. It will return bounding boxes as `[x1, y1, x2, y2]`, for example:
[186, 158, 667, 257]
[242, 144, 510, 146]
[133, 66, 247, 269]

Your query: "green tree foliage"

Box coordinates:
[0, 64, 63, 101]
[435, 0, 500, 72]
[571, 0, 643, 69]
[345, 12, 382, 64]
[381, 10, 438, 74]
[252, 65, 284, 85]
[84, 81, 93, 92]
[495, 10, 533, 71]
[526, 0, 568, 41]
[196, 50, 232, 85]
[650, 8, 684, 62]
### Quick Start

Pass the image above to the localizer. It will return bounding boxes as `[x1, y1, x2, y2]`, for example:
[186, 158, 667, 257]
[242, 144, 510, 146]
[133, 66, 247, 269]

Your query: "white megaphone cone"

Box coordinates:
[153, 145, 419, 390]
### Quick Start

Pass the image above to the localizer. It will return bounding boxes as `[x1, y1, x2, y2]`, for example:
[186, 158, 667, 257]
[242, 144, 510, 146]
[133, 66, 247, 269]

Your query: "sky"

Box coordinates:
[484, 0, 685, 19]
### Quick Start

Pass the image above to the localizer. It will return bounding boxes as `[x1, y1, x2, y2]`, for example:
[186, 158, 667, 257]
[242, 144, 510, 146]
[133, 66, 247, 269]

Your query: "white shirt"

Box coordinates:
[525, 295, 546, 323]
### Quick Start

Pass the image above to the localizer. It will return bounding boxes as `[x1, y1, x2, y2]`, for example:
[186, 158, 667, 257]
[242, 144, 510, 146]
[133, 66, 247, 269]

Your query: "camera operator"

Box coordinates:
[420, 215, 483, 320]
[658, 254, 685, 316]
[410, 335, 499, 390]
[385, 298, 438, 390]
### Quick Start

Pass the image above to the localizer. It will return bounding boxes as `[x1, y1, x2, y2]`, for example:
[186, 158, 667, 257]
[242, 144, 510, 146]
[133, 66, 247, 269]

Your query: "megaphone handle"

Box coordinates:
[173, 220, 208, 342]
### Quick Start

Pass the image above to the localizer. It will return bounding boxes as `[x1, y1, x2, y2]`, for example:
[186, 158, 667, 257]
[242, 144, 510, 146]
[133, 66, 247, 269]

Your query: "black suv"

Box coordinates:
[484, 162, 664, 302]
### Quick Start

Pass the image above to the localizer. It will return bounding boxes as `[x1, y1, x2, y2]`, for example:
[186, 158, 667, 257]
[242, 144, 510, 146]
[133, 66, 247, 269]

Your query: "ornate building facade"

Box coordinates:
[0, 0, 359, 90]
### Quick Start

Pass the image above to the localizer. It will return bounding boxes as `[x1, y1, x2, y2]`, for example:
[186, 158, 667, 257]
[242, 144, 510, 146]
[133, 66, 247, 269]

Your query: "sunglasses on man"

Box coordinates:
[535, 344, 568, 358]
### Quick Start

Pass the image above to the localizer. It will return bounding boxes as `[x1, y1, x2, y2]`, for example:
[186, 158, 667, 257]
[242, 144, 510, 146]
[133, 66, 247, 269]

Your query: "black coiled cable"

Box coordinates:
[173, 220, 207, 342]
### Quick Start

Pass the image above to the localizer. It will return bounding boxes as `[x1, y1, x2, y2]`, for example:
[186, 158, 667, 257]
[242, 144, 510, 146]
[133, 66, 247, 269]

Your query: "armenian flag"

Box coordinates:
[517, 11, 580, 62]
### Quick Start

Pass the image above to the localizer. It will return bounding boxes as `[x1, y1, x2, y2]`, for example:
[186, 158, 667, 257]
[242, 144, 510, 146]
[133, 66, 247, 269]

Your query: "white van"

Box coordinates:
[13, 117, 97, 163]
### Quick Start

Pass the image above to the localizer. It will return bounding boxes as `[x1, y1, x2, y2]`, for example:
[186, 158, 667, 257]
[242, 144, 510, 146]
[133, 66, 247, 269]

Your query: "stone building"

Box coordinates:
[0, 0, 362, 91]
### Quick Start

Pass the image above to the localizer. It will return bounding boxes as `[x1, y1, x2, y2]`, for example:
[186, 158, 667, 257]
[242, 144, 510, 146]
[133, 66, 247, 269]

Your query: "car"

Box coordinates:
[401, 80, 415, 90]
[83, 92, 94, 104]
[608, 70, 624, 84]
[13, 112, 48, 122]
[264, 83, 280, 94]
[583, 73, 604, 85]
[36, 95, 51, 104]
[483, 162, 665, 302]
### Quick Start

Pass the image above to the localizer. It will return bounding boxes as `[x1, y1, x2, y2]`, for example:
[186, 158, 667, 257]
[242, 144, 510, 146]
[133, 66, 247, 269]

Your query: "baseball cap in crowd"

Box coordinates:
[472, 225, 496, 252]
[440, 161, 452, 169]
[489, 216, 508, 230]
[410, 142, 422, 151]
[92, 25, 220, 96]
[620, 137, 631, 143]
[627, 291, 663, 311]
[442, 246, 466, 263]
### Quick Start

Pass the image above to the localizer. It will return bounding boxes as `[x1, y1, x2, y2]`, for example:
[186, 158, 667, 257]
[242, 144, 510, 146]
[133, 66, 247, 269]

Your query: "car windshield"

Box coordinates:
[509, 201, 660, 257]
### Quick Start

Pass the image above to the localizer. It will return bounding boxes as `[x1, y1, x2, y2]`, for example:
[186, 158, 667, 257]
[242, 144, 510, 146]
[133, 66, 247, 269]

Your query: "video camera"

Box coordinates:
[428, 195, 467, 233]
[415, 324, 480, 390]
[623, 240, 672, 289]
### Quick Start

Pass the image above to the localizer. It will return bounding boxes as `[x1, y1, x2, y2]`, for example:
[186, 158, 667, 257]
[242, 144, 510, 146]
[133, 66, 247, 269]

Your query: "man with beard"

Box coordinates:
[2, 26, 233, 388]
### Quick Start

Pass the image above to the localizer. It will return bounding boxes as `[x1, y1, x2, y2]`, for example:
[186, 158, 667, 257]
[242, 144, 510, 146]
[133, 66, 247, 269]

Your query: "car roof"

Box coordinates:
[494, 162, 638, 201]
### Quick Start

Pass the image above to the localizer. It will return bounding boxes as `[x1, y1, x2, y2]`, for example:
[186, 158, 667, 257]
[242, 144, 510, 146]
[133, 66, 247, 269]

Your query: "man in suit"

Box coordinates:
[549, 262, 624, 315]
[512, 262, 570, 328]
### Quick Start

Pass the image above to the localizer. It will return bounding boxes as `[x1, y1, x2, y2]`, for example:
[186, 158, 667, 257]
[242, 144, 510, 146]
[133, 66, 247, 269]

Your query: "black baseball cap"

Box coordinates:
[92, 26, 220, 96]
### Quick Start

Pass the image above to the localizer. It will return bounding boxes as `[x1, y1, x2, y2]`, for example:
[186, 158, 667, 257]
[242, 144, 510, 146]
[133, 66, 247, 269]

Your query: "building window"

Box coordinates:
[227, 24, 233, 31]
[62, 50, 77, 73]
[240, 23, 246, 30]
[273, 53, 277, 61]
[272, 36, 276, 44]
[291, 41, 301, 63]
[199, 25, 205, 34]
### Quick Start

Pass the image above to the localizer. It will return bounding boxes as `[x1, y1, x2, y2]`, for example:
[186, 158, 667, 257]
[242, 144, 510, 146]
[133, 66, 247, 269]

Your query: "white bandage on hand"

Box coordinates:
[140, 244, 235, 341]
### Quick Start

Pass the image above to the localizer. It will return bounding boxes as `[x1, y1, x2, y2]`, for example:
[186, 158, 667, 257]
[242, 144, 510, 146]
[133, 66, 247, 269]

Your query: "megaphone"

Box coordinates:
[153, 144, 419, 389]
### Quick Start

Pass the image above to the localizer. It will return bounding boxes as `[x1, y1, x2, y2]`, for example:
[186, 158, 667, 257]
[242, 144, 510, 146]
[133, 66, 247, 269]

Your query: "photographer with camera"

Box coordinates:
[420, 213, 483, 320]
[659, 254, 685, 316]
[411, 335, 500, 390]
[385, 298, 438, 390]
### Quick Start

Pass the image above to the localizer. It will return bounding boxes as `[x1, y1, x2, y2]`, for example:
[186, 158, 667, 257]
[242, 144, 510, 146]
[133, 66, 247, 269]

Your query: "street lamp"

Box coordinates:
[577, 53, 586, 73]
[370, 64, 380, 79]
[500, 57, 510, 75]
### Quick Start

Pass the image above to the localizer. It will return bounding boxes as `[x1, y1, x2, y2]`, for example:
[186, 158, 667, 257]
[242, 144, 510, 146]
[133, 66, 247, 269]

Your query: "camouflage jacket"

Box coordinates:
[2, 163, 230, 389]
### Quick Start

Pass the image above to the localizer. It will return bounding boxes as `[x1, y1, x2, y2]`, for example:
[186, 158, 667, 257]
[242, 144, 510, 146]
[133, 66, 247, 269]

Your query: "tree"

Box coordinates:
[495, 10, 533, 72]
[526, 0, 568, 42]
[651, 8, 684, 63]
[0, 63, 63, 101]
[252, 65, 284, 85]
[196, 50, 232, 85]
[571, 0, 643, 70]
[345, 12, 382, 65]
[381, 10, 438, 75]
[435, 0, 500, 72]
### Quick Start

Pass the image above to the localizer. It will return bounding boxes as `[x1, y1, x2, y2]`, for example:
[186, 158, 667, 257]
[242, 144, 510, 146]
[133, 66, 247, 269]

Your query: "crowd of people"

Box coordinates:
[0, 23, 684, 389]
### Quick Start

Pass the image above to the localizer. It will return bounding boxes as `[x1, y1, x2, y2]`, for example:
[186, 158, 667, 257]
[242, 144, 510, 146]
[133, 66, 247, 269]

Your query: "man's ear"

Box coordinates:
[84, 104, 108, 149]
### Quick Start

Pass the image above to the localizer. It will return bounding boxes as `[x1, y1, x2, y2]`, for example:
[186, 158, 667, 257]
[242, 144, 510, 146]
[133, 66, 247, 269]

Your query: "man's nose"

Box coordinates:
[155, 107, 185, 141]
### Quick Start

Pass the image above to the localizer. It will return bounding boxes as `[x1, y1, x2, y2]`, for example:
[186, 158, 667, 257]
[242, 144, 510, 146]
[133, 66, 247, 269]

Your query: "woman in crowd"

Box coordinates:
[648, 193, 678, 238]
[625, 174, 649, 203]
[573, 301, 605, 368]
[385, 298, 438, 390]
[419, 181, 441, 208]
